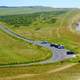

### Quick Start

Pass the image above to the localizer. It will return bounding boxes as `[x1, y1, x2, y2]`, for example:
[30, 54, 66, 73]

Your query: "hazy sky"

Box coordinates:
[0, 0, 80, 8]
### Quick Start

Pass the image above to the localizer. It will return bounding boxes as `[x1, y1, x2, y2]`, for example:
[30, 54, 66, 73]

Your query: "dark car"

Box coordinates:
[50, 44, 64, 49]
[41, 41, 48, 44]
[50, 44, 58, 47]
[58, 45, 64, 49]
[67, 51, 75, 55]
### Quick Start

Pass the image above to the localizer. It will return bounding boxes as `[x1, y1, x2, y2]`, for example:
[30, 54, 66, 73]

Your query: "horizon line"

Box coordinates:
[0, 5, 79, 9]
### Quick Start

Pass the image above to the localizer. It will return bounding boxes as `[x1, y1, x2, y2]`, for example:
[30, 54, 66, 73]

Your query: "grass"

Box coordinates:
[0, 8, 80, 80]
[0, 29, 51, 65]
[10, 10, 80, 54]
[7, 63, 79, 80]
[0, 6, 55, 16]
[0, 62, 70, 77]
[0, 63, 79, 80]
[0, 10, 79, 56]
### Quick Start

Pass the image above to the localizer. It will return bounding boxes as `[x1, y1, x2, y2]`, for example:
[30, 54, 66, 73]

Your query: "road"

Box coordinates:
[0, 24, 76, 67]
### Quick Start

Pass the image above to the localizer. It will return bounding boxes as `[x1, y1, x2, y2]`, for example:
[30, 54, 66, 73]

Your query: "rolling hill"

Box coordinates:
[0, 6, 55, 16]
[0, 6, 80, 80]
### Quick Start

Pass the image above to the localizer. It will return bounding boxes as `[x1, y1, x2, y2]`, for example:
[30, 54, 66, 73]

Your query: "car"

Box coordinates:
[58, 45, 64, 49]
[50, 43, 64, 49]
[67, 51, 75, 55]
[41, 41, 49, 44]
[50, 44, 58, 47]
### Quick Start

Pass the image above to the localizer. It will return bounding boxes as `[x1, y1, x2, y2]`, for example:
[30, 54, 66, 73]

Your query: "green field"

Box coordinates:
[0, 6, 57, 16]
[0, 29, 51, 65]
[0, 6, 80, 80]
[15, 63, 80, 80]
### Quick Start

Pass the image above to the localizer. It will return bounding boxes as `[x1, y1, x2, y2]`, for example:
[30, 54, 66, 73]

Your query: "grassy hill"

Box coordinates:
[0, 28, 51, 65]
[0, 10, 67, 27]
[0, 7, 80, 80]
[0, 9, 80, 61]
[0, 6, 73, 16]
[0, 6, 56, 16]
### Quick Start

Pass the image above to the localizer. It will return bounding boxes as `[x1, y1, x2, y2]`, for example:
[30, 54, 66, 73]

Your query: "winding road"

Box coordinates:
[0, 24, 76, 67]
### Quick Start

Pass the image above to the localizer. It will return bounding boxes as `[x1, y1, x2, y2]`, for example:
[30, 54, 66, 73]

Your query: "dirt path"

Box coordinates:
[0, 74, 39, 80]
[0, 63, 77, 80]
[47, 63, 77, 73]
[56, 10, 75, 38]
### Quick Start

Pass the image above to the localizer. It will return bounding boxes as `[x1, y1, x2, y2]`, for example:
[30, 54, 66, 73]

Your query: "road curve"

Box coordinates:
[0, 24, 76, 67]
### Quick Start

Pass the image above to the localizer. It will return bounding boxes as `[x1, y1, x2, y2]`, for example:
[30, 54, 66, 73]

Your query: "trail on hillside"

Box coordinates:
[47, 63, 77, 73]
[0, 63, 77, 80]
[56, 10, 75, 38]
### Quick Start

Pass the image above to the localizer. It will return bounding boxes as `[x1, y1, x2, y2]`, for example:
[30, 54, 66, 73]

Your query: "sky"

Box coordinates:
[0, 0, 80, 8]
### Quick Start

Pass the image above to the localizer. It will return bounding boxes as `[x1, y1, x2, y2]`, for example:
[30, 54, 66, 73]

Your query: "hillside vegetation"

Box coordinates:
[0, 7, 80, 80]
[0, 29, 51, 65]
[0, 6, 56, 16]
[0, 8, 80, 63]
[0, 10, 67, 27]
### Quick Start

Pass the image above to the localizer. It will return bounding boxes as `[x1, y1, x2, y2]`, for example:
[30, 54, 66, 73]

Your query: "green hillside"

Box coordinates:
[0, 9, 80, 61]
[0, 7, 80, 80]
[0, 29, 51, 65]
[0, 6, 56, 16]
[0, 10, 67, 27]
